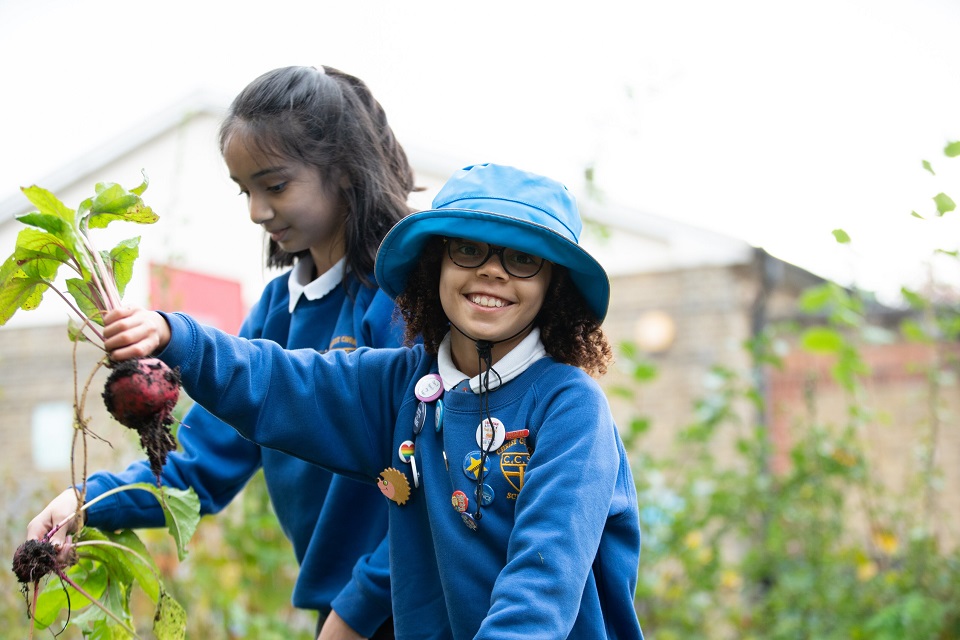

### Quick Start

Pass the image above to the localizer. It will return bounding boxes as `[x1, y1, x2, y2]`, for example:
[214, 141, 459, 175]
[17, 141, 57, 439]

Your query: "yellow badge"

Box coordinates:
[378, 467, 411, 506]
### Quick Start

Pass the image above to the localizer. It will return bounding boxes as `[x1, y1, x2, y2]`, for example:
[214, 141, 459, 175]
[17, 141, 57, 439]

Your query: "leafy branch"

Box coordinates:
[0, 171, 157, 341]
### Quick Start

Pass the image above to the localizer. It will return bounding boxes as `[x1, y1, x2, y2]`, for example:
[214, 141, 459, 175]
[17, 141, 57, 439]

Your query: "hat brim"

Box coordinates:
[375, 208, 609, 321]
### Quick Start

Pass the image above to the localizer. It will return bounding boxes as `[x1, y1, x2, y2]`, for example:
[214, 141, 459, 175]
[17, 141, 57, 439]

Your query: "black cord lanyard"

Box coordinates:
[472, 339, 500, 522]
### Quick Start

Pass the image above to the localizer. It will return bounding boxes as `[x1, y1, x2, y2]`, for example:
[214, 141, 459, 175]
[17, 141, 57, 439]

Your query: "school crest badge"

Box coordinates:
[499, 442, 529, 499]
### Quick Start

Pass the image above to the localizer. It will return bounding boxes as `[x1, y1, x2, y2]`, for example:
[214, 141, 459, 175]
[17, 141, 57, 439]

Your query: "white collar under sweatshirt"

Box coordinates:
[437, 328, 548, 393]
[287, 256, 346, 313]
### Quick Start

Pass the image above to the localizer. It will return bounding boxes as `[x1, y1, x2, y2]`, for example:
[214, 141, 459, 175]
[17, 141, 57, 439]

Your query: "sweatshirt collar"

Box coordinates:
[288, 256, 345, 313]
[437, 327, 547, 393]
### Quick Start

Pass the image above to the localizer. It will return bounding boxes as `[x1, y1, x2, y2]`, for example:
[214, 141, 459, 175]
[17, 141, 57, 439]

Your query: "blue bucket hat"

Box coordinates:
[375, 163, 609, 321]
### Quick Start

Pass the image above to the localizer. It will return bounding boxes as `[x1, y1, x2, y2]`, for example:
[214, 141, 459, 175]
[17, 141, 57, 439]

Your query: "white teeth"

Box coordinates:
[470, 295, 505, 308]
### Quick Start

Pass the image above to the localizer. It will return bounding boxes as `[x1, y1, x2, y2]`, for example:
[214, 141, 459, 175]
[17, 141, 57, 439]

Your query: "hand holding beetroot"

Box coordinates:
[102, 307, 171, 361]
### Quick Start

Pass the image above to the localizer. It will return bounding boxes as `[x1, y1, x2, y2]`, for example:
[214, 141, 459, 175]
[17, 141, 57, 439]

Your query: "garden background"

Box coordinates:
[1, 1, 958, 638]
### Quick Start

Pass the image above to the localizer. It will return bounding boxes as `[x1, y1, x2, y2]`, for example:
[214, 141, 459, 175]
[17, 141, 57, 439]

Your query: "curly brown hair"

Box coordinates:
[395, 237, 612, 377]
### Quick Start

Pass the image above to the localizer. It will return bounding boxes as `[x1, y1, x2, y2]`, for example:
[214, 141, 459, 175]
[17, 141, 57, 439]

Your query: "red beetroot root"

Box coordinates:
[12, 539, 74, 584]
[102, 358, 181, 477]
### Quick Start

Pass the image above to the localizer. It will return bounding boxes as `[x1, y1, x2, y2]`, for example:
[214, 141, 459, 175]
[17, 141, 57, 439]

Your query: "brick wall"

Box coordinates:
[601, 265, 759, 455]
[768, 342, 960, 546]
[0, 325, 144, 488]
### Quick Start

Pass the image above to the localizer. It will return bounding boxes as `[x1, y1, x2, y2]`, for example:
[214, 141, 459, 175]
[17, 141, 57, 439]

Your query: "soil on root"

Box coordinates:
[137, 420, 179, 478]
[12, 539, 69, 584]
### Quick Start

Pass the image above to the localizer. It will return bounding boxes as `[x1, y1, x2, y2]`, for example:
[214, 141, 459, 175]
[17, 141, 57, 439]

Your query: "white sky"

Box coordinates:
[1, 0, 959, 302]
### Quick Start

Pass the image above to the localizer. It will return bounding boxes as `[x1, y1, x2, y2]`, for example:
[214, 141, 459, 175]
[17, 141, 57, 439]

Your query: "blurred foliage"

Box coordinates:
[158, 470, 315, 639]
[623, 142, 960, 639]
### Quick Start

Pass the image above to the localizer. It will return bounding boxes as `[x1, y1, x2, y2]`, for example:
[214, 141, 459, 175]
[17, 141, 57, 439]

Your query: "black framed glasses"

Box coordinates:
[445, 238, 546, 279]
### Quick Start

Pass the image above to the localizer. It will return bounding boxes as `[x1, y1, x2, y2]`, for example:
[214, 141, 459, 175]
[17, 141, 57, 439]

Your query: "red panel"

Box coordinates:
[149, 263, 245, 335]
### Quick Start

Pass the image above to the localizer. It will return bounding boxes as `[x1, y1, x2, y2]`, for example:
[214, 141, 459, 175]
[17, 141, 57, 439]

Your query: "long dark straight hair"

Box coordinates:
[219, 65, 418, 287]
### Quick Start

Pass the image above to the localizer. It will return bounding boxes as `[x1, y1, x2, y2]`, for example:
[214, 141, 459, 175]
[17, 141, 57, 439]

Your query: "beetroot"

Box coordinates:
[102, 358, 181, 477]
[11, 539, 71, 584]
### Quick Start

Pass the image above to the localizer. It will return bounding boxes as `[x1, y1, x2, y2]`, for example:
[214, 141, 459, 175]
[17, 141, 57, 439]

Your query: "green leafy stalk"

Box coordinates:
[47, 569, 141, 639]
[45, 483, 200, 562]
[0, 171, 157, 338]
[30, 487, 198, 638]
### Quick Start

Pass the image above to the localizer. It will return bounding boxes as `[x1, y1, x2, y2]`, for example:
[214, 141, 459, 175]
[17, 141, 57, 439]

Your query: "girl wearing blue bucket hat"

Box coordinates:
[100, 163, 644, 639]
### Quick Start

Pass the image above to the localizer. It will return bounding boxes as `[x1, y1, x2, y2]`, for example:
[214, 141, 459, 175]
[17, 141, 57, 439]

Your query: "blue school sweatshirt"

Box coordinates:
[155, 311, 644, 639]
[83, 272, 401, 636]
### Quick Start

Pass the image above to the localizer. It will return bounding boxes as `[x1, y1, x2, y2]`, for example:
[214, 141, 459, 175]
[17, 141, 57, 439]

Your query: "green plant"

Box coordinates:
[0, 174, 182, 476]
[1, 176, 199, 638]
[165, 469, 315, 639]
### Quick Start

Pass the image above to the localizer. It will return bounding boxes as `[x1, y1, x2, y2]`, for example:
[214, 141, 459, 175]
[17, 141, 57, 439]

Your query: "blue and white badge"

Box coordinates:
[479, 483, 495, 506]
[415, 374, 443, 402]
[435, 398, 445, 432]
[461, 512, 479, 531]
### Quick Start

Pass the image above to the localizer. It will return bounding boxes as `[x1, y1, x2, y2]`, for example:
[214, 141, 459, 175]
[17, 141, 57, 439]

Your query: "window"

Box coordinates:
[31, 402, 74, 471]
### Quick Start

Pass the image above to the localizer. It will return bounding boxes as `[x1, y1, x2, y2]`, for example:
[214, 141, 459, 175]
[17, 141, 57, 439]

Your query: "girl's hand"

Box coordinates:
[103, 307, 171, 361]
[317, 609, 366, 640]
[25, 488, 82, 562]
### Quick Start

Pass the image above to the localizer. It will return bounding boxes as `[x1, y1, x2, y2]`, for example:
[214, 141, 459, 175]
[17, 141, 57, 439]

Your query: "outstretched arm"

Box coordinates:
[106, 309, 409, 483]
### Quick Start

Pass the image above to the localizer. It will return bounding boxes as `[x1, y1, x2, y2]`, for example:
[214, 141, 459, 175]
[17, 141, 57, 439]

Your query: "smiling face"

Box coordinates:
[439, 237, 553, 375]
[222, 127, 348, 274]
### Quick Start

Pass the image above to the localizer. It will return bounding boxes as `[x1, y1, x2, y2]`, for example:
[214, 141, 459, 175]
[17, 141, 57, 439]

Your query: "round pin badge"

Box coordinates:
[398, 440, 415, 463]
[461, 512, 479, 531]
[462, 450, 490, 480]
[476, 417, 506, 451]
[451, 490, 469, 513]
[415, 374, 443, 402]
[478, 483, 495, 506]
[434, 398, 445, 432]
[413, 401, 427, 436]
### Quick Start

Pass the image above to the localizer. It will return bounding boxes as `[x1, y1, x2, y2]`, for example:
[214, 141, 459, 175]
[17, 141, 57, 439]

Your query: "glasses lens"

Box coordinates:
[448, 239, 487, 268]
[501, 248, 543, 278]
[447, 238, 544, 278]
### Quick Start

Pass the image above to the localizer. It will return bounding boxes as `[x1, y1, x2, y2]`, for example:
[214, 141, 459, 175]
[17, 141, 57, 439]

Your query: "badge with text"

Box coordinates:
[413, 401, 427, 436]
[461, 512, 478, 531]
[451, 490, 469, 513]
[415, 373, 443, 402]
[462, 450, 491, 480]
[478, 483, 495, 506]
[476, 417, 506, 451]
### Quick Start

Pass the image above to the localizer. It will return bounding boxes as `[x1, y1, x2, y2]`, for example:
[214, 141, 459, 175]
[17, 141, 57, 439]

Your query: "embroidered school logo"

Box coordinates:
[499, 443, 529, 499]
[328, 335, 358, 351]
